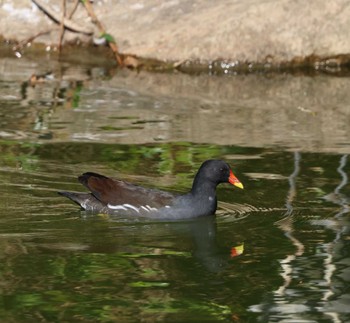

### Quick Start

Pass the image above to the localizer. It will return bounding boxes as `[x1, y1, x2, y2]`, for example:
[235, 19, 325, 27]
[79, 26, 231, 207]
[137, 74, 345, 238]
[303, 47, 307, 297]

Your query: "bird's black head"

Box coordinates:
[194, 160, 243, 188]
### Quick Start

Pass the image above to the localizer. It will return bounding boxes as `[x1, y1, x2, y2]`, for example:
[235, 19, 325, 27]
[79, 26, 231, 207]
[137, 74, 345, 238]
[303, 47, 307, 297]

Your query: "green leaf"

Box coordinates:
[101, 33, 116, 44]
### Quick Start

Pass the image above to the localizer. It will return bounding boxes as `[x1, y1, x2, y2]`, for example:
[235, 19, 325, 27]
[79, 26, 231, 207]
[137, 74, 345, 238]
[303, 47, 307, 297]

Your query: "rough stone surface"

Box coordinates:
[1, 0, 350, 62]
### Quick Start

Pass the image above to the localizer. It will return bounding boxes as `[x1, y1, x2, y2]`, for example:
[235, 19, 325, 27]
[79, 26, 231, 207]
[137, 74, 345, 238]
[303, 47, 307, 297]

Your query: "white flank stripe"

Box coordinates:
[107, 204, 127, 210]
[146, 205, 158, 212]
[108, 203, 158, 213]
[123, 204, 140, 213]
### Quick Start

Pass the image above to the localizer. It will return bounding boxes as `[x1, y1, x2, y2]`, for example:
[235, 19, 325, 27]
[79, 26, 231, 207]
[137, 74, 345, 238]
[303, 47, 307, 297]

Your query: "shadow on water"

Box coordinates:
[0, 53, 349, 322]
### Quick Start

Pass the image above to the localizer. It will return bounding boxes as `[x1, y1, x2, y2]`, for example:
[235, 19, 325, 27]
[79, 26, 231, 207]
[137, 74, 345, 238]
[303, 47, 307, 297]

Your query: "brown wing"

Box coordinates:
[78, 172, 175, 208]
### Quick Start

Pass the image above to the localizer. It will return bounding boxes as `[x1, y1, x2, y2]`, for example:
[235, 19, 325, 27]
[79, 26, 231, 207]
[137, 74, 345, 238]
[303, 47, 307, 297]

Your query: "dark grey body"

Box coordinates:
[59, 160, 239, 220]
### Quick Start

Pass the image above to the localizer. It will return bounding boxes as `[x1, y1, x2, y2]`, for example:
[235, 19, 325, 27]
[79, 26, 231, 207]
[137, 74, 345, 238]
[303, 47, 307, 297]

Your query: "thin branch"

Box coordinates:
[32, 0, 93, 35]
[58, 0, 66, 53]
[13, 28, 58, 52]
[68, 0, 80, 19]
[82, 0, 124, 66]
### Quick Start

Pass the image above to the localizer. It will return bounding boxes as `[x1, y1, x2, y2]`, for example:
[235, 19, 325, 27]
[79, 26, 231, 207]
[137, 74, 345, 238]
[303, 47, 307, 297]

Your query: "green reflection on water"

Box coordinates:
[0, 140, 349, 322]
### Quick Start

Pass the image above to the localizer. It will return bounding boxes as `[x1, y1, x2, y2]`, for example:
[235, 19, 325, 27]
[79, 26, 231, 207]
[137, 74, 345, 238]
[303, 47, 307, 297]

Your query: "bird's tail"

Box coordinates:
[58, 191, 101, 211]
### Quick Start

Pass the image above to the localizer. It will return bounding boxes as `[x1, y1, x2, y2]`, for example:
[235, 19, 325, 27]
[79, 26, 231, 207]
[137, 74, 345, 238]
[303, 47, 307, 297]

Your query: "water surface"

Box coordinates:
[0, 54, 349, 322]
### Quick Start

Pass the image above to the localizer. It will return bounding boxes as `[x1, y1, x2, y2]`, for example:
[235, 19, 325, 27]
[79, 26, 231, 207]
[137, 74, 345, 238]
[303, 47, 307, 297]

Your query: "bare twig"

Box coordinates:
[58, 0, 66, 53]
[32, 0, 93, 35]
[13, 28, 58, 52]
[82, 0, 124, 66]
[68, 0, 80, 19]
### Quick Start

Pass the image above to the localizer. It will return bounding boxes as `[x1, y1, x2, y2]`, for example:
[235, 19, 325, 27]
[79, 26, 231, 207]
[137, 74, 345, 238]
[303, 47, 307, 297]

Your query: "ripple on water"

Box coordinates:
[217, 201, 284, 223]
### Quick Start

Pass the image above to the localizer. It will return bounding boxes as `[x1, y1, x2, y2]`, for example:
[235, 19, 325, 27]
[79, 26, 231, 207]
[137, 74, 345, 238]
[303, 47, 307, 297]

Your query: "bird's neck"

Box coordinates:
[191, 175, 217, 198]
[189, 176, 218, 216]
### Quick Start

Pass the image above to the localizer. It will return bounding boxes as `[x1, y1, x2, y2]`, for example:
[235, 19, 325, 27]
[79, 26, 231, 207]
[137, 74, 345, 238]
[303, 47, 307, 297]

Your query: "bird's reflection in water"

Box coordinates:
[79, 213, 243, 273]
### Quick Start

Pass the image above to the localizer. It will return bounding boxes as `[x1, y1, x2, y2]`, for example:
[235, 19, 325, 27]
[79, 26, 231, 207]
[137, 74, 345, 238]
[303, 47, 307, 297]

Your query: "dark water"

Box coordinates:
[0, 54, 349, 322]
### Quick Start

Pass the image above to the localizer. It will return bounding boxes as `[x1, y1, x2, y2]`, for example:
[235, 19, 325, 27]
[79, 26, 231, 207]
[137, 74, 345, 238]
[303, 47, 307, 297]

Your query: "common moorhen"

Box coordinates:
[58, 159, 243, 220]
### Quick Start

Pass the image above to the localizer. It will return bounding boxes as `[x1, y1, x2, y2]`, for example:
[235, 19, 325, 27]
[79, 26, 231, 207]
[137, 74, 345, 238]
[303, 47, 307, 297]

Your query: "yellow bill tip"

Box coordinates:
[234, 182, 244, 189]
[229, 170, 244, 189]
